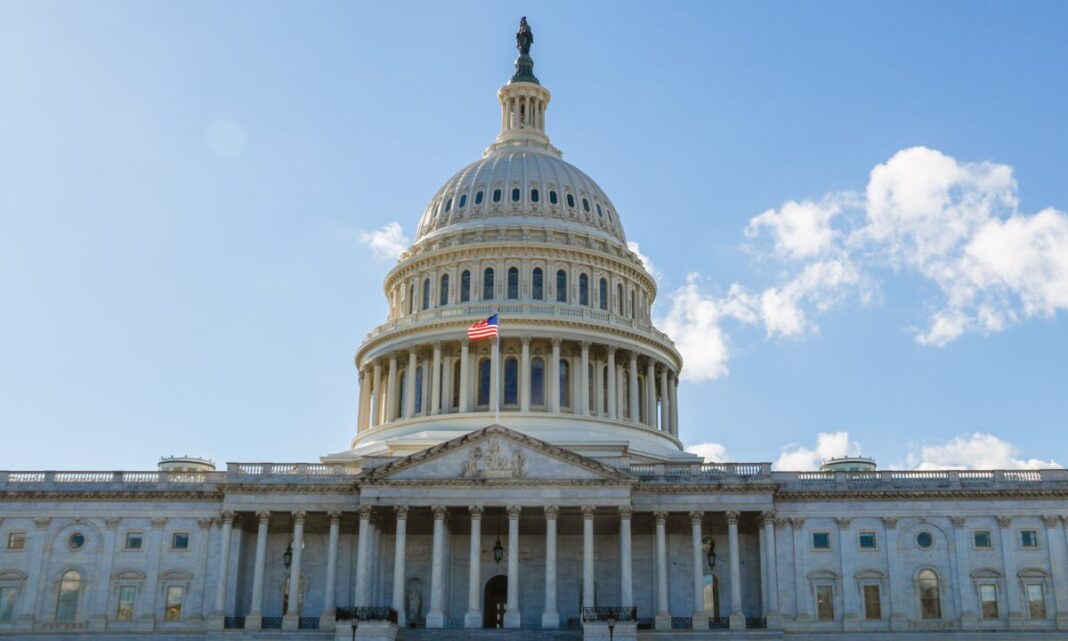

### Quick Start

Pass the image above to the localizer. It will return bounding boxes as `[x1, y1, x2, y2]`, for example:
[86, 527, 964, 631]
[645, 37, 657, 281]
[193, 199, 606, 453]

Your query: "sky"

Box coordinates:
[1, 1, 1066, 471]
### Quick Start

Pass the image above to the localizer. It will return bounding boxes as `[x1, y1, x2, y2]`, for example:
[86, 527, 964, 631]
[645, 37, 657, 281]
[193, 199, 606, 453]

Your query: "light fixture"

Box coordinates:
[703, 535, 717, 572]
[283, 540, 294, 569]
[493, 511, 504, 564]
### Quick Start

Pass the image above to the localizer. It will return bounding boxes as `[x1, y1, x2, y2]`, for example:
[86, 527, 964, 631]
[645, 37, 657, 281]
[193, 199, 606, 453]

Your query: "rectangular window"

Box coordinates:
[812, 531, 831, 550]
[858, 531, 877, 550]
[1027, 584, 1046, 619]
[6, 532, 25, 550]
[979, 584, 999, 619]
[816, 585, 835, 621]
[171, 532, 190, 550]
[0, 586, 16, 622]
[1020, 530, 1038, 548]
[973, 530, 992, 549]
[862, 584, 881, 620]
[124, 532, 143, 550]
[164, 586, 184, 622]
[115, 586, 136, 622]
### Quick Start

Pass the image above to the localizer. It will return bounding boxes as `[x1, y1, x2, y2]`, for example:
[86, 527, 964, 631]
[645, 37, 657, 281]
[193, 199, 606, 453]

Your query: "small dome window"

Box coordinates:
[530, 188, 539, 203]
[549, 190, 558, 205]
[444, 198, 452, 213]
[458, 193, 467, 209]
[582, 198, 590, 212]
[566, 193, 575, 208]
[606, 209, 613, 222]
[492, 189, 502, 203]
[68, 532, 86, 550]
[511, 188, 521, 202]
[596, 203, 603, 216]
[917, 532, 934, 549]
[475, 190, 484, 205]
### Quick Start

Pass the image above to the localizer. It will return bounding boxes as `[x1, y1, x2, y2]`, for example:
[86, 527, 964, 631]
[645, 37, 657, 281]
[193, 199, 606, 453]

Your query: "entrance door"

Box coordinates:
[483, 575, 508, 628]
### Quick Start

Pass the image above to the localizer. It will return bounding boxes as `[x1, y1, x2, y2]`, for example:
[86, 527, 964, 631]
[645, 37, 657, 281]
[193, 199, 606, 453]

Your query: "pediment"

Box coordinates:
[360, 425, 632, 484]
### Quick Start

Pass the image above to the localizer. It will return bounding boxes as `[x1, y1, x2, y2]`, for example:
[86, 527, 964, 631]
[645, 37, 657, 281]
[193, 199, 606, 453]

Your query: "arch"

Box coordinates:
[483, 575, 508, 628]
[532, 267, 543, 300]
[397, 368, 406, 418]
[916, 568, 942, 619]
[579, 274, 589, 306]
[404, 577, 425, 626]
[531, 357, 546, 406]
[439, 273, 450, 306]
[630, 290, 636, 319]
[555, 270, 567, 303]
[451, 360, 462, 410]
[559, 360, 571, 409]
[477, 358, 491, 407]
[598, 278, 607, 310]
[616, 283, 624, 314]
[702, 574, 720, 619]
[460, 270, 471, 302]
[421, 278, 431, 311]
[409, 284, 416, 314]
[507, 267, 519, 299]
[483, 268, 495, 300]
[503, 357, 518, 406]
[414, 366, 424, 414]
[55, 570, 81, 622]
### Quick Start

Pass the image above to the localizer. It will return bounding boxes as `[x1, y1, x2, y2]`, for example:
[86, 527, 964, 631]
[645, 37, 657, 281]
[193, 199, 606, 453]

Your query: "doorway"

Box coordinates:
[483, 575, 508, 628]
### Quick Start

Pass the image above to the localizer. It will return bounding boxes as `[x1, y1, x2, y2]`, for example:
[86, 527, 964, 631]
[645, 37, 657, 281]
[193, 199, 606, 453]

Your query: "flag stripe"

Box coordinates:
[467, 314, 500, 340]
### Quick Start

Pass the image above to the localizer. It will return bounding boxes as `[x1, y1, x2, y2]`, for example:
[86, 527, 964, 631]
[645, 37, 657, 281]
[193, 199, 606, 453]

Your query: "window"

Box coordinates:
[630, 291, 636, 319]
[475, 190, 484, 205]
[858, 531, 877, 550]
[507, 267, 519, 299]
[68, 532, 85, 550]
[492, 188, 502, 203]
[460, 270, 471, 302]
[483, 268, 495, 300]
[863, 584, 882, 620]
[1020, 530, 1039, 548]
[6, 532, 25, 550]
[607, 209, 613, 222]
[0, 587, 16, 623]
[451, 360, 461, 410]
[115, 585, 136, 622]
[582, 197, 590, 212]
[916, 532, 933, 549]
[596, 203, 603, 216]
[616, 283, 623, 314]
[477, 358, 491, 407]
[55, 570, 80, 622]
[439, 273, 449, 306]
[396, 368, 405, 417]
[973, 530, 992, 549]
[1027, 583, 1046, 619]
[458, 193, 467, 209]
[598, 278, 607, 310]
[504, 358, 518, 406]
[164, 586, 184, 622]
[511, 187, 520, 202]
[566, 193, 575, 208]
[579, 273, 589, 306]
[531, 357, 545, 406]
[414, 366, 424, 414]
[549, 190, 558, 205]
[532, 268, 543, 300]
[812, 532, 831, 550]
[559, 360, 571, 409]
[444, 197, 452, 213]
[816, 585, 834, 621]
[530, 188, 539, 203]
[979, 584, 998, 619]
[124, 532, 143, 550]
[918, 569, 941, 619]
[556, 270, 567, 302]
[408, 284, 415, 314]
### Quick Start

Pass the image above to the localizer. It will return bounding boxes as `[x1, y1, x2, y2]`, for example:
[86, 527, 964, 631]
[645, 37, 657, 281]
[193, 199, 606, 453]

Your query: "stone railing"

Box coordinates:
[773, 468, 1068, 491]
[226, 462, 361, 476]
[0, 470, 227, 487]
[629, 462, 772, 477]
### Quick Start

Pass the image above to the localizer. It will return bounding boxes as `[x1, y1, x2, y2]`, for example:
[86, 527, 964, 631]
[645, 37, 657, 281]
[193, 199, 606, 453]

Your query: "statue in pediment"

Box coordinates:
[461, 438, 525, 478]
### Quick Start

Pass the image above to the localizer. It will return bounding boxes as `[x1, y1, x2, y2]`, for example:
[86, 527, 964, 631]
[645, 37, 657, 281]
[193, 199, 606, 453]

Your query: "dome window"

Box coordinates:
[531, 357, 546, 406]
[582, 198, 590, 212]
[566, 194, 575, 208]
[530, 188, 539, 203]
[556, 270, 568, 302]
[492, 189, 502, 203]
[507, 267, 519, 299]
[598, 278, 608, 310]
[439, 273, 450, 306]
[596, 203, 603, 216]
[458, 194, 467, 209]
[511, 188, 521, 202]
[532, 267, 544, 300]
[549, 190, 558, 205]
[460, 270, 471, 302]
[475, 190, 484, 205]
[444, 198, 452, 213]
[483, 268, 495, 300]
[579, 273, 589, 306]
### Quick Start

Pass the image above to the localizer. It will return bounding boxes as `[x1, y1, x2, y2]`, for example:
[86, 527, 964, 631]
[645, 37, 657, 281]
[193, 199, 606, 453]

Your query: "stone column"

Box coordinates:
[427, 506, 447, 628]
[459, 340, 471, 412]
[645, 360, 656, 427]
[593, 356, 604, 416]
[386, 354, 399, 421]
[620, 506, 634, 608]
[405, 350, 418, 417]
[371, 362, 383, 427]
[431, 342, 442, 414]
[319, 511, 341, 630]
[520, 337, 531, 411]
[883, 517, 906, 630]
[762, 512, 781, 627]
[550, 338, 561, 412]
[1048, 516, 1068, 630]
[669, 373, 679, 436]
[579, 341, 590, 415]
[542, 506, 560, 628]
[354, 506, 372, 606]
[441, 353, 454, 414]
[690, 511, 708, 629]
[504, 505, 522, 627]
[583, 506, 596, 611]
[89, 517, 120, 630]
[726, 512, 745, 629]
[465, 506, 483, 628]
[138, 517, 166, 628]
[950, 516, 975, 627]
[659, 367, 670, 431]
[392, 507, 409, 627]
[282, 511, 306, 629]
[837, 517, 857, 630]
[998, 516, 1024, 625]
[357, 369, 369, 431]
[654, 511, 671, 630]
[247, 511, 270, 629]
[211, 512, 234, 623]
[606, 347, 617, 419]
[628, 353, 640, 422]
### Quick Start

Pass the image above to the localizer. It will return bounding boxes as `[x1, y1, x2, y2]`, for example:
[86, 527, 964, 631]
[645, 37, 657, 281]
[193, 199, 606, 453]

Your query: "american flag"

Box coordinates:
[467, 313, 500, 340]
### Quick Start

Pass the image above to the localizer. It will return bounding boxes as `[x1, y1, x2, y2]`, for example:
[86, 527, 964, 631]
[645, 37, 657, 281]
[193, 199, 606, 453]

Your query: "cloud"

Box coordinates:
[628, 241, 660, 281]
[906, 432, 1059, 470]
[686, 442, 731, 462]
[358, 222, 409, 261]
[774, 431, 863, 471]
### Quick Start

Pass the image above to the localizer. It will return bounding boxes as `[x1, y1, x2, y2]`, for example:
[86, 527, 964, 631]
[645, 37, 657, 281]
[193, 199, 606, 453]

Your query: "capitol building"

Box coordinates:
[3, 19, 1068, 641]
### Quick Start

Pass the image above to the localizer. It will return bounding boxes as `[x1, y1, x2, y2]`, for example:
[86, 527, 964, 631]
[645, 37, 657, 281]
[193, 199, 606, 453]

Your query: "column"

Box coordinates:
[998, 516, 1024, 625]
[628, 352, 640, 422]
[669, 373, 679, 436]
[620, 506, 634, 608]
[504, 505, 522, 627]
[549, 338, 561, 412]
[405, 350, 417, 418]
[387, 354, 399, 421]
[427, 506, 447, 627]
[354, 506, 372, 606]
[883, 517, 906, 630]
[464, 506, 484, 627]
[282, 511, 306, 629]
[837, 517, 859, 629]
[763, 512, 781, 627]
[579, 342, 590, 416]
[321, 511, 341, 629]
[211, 512, 234, 621]
[947, 516, 974, 627]
[659, 367, 670, 431]
[247, 511, 270, 629]
[18, 518, 50, 628]
[727, 512, 745, 629]
[594, 356, 604, 417]
[542, 506, 560, 628]
[441, 353, 454, 414]
[645, 360, 656, 427]
[520, 337, 531, 411]
[690, 511, 708, 629]
[1047, 516, 1068, 629]
[582, 506, 597, 614]
[139, 517, 166, 627]
[392, 507, 409, 627]
[654, 511, 671, 630]
[89, 518, 119, 630]
[357, 369, 369, 431]
[371, 362, 383, 427]
[430, 343, 442, 414]
[606, 347, 617, 419]
[459, 340, 471, 412]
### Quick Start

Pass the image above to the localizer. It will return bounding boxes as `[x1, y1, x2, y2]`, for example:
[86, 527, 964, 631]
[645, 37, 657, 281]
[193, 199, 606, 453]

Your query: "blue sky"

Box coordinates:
[2, 1, 1066, 470]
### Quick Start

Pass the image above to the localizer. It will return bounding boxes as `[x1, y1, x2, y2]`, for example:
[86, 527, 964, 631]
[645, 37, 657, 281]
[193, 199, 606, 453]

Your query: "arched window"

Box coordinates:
[507, 267, 519, 299]
[556, 270, 567, 302]
[511, 188, 520, 202]
[918, 570, 942, 619]
[531, 357, 546, 406]
[444, 198, 452, 213]
[596, 203, 603, 216]
[492, 188, 502, 203]
[460, 270, 471, 302]
[483, 268, 495, 300]
[415, 366, 424, 414]
[579, 274, 589, 306]
[630, 290, 636, 319]
[397, 368, 406, 417]
[421, 278, 431, 311]
[56, 570, 81, 622]
[582, 198, 590, 212]
[409, 284, 416, 314]
[559, 360, 571, 409]
[588, 363, 595, 413]
[451, 360, 462, 410]
[566, 193, 575, 208]
[598, 278, 607, 310]
[439, 273, 449, 306]
[617, 284, 624, 314]
[477, 358, 491, 407]
[504, 357, 518, 406]
[530, 188, 540, 203]
[475, 190, 484, 205]
[549, 190, 558, 205]
[532, 268, 544, 300]
[458, 193, 467, 209]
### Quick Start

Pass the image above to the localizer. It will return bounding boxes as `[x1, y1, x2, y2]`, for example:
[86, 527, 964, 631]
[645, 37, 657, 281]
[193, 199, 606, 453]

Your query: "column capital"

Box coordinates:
[996, 515, 1012, 528]
[292, 510, 307, 522]
[433, 340, 442, 349]
[34, 517, 51, 530]
[581, 506, 596, 520]
[507, 505, 522, 519]
[1042, 515, 1060, 527]
[689, 510, 704, 524]
[358, 505, 374, 520]
[880, 516, 896, 529]
[835, 517, 851, 530]
[544, 505, 559, 520]
[104, 517, 120, 529]
[469, 505, 484, 519]
[774, 517, 789, 530]
[432, 505, 448, 520]
[618, 505, 634, 519]
[551, 337, 562, 347]
[726, 511, 741, 524]
[220, 510, 235, 524]
[789, 517, 805, 529]
[580, 340, 591, 349]
[152, 517, 168, 528]
[654, 510, 668, 524]
[950, 516, 967, 528]
[198, 517, 214, 530]
[759, 511, 776, 525]
[328, 510, 343, 522]
[520, 336, 531, 346]
[255, 511, 270, 524]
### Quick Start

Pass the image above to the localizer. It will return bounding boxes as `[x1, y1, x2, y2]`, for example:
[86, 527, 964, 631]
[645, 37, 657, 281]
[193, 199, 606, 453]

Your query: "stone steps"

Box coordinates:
[399, 629, 582, 641]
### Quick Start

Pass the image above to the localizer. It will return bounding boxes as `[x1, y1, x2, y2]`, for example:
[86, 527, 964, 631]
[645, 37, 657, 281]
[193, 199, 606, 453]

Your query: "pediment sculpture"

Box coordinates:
[461, 437, 525, 479]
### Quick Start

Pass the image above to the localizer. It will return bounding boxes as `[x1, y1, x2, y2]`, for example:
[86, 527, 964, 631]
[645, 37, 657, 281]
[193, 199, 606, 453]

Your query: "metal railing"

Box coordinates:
[582, 606, 638, 623]
[335, 607, 399, 623]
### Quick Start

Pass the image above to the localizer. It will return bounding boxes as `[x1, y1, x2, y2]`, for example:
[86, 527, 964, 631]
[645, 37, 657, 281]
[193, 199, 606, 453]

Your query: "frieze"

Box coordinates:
[461, 437, 526, 479]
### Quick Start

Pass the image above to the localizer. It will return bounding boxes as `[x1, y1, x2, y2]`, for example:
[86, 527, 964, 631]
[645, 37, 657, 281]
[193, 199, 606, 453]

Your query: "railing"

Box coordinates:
[746, 616, 768, 629]
[708, 616, 728, 629]
[262, 616, 283, 629]
[0, 470, 225, 486]
[298, 616, 320, 629]
[226, 463, 361, 476]
[629, 462, 773, 477]
[335, 607, 399, 623]
[223, 616, 246, 629]
[582, 606, 638, 623]
[775, 468, 1068, 490]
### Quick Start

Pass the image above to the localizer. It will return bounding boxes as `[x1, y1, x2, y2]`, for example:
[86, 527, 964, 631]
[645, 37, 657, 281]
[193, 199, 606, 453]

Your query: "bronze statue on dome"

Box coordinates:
[516, 17, 533, 55]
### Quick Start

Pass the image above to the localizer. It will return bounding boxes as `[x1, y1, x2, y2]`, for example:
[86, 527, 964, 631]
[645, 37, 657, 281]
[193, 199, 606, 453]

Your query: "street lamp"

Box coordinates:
[606, 611, 617, 641]
[283, 541, 294, 570]
[493, 512, 504, 564]
[703, 536, 717, 572]
[350, 617, 357, 641]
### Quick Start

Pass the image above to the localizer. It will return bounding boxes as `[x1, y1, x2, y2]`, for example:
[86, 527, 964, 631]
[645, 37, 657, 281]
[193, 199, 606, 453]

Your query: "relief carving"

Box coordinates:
[461, 437, 525, 479]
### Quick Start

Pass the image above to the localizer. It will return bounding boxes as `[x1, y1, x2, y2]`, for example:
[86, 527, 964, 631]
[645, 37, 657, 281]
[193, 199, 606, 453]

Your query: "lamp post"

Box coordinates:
[283, 541, 293, 570]
[493, 512, 504, 564]
[606, 611, 617, 641]
[350, 617, 357, 641]
[703, 536, 717, 572]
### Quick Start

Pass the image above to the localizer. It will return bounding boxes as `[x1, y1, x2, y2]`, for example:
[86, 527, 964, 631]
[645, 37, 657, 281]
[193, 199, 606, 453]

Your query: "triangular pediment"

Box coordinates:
[359, 425, 633, 484]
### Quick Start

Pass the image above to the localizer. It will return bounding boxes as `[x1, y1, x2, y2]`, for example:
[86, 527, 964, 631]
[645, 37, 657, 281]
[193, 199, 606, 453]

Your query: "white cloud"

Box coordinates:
[745, 195, 852, 260]
[359, 222, 409, 261]
[628, 241, 660, 281]
[686, 442, 731, 462]
[906, 432, 1059, 470]
[774, 431, 863, 471]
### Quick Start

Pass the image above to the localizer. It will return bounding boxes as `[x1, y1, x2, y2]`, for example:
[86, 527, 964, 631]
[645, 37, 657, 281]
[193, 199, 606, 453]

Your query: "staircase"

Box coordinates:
[399, 629, 583, 641]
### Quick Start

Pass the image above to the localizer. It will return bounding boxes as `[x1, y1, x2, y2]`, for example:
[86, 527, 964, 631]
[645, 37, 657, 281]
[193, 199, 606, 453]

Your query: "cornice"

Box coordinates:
[774, 488, 1068, 501]
[0, 490, 223, 501]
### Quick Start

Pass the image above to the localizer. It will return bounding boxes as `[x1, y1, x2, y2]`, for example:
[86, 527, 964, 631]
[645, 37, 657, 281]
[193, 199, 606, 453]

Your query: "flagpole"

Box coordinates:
[494, 308, 501, 425]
